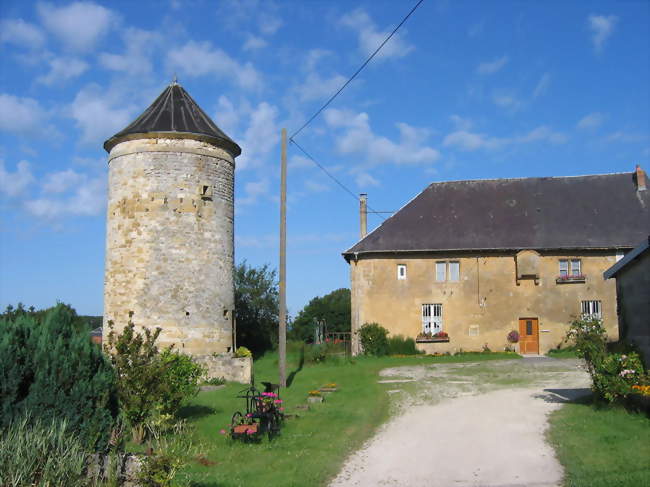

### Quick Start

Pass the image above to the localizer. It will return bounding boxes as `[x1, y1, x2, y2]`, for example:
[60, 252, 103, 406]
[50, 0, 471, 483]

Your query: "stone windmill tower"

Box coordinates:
[102, 80, 242, 368]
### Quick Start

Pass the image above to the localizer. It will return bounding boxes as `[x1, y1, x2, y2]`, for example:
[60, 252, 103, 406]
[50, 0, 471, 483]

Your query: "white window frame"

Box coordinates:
[448, 261, 460, 282]
[570, 259, 581, 276]
[397, 264, 407, 280]
[581, 300, 602, 319]
[422, 304, 443, 333]
[559, 259, 569, 277]
[435, 262, 446, 282]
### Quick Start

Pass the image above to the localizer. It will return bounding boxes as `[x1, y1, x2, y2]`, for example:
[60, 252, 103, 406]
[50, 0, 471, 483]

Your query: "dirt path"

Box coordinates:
[330, 358, 590, 487]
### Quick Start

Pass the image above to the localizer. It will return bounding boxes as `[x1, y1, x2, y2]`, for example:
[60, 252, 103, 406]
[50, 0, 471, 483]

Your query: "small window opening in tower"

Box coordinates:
[223, 309, 229, 319]
[185, 311, 190, 317]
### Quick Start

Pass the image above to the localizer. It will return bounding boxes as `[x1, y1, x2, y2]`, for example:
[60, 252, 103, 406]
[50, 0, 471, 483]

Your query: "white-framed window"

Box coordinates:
[435, 262, 446, 282]
[559, 259, 582, 277]
[435, 261, 460, 282]
[397, 264, 407, 280]
[422, 303, 443, 333]
[570, 259, 581, 276]
[581, 300, 602, 319]
[448, 261, 460, 281]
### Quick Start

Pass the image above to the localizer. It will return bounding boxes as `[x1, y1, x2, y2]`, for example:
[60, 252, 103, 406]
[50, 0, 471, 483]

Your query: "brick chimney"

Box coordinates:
[359, 193, 367, 238]
[635, 164, 647, 191]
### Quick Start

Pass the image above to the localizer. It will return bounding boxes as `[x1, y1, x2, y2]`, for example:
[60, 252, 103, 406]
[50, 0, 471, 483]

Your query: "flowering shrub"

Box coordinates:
[507, 330, 519, 343]
[632, 385, 650, 396]
[556, 274, 586, 281]
[564, 318, 646, 402]
[308, 390, 321, 397]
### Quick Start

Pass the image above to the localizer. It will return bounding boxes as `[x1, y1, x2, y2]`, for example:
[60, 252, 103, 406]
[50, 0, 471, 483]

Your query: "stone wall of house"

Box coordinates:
[615, 250, 650, 364]
[349, 251, 620, 355]
[103, 137, 236, 356]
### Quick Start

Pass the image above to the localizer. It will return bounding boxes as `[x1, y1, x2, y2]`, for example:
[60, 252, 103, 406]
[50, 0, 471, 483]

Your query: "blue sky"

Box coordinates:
[0, 0, 648, 317]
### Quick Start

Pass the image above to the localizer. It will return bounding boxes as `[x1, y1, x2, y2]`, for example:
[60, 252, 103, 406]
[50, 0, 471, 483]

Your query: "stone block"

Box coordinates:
[197, 354, 251, 384]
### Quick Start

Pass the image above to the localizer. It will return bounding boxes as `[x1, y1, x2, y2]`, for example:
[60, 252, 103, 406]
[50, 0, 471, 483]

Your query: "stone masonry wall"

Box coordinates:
[103, 137, 235, 355]
[350, 251, 620, 355]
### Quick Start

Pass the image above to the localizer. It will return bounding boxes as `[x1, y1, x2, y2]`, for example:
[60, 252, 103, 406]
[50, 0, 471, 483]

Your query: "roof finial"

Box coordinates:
[171, 73, 178, 85]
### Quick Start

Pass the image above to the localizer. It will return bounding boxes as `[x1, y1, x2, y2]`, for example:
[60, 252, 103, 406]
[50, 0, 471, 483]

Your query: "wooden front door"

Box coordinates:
[518, 318, 539, 354]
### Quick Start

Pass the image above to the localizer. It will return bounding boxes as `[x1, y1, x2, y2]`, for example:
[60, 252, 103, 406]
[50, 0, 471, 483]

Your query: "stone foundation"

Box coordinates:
[198, 354, 252, 384]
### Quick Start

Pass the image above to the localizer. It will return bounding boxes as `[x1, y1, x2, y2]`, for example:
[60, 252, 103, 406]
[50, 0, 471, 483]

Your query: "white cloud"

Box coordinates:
[476, 55, 508, 75]
[340, 8, 414, 61]
[99, 28, 161, 76]
[0, 94, 53, 138]
[258, 12, 283, 35]
[242, 35, 267, 51]
[324, 109, 440, 165]
[577, 112, 605, 130]
[214, 95, 246, 138]
[25, 173, 106, 219]
[0, 160, 34, 198]
[304, 179, 329, 193]
[37, 1, 116, 52]
[235, 102, 279, 171]
[42, 169, 84, 193]
[296, 72, 347, 102]
[238, 178, 269, 206]
[449, 114, 473, 131]
[288, 155, 313, 170]
[533, 73, 551, 98]
[37, 57, 88, 85]
[443, 126, 567, 151]
[493, 93, 522, 111]
[167, 41, 262, 90]
[604, 131, 648, 143]
[69, 84, 134, 145]
[588, 14, 618, 51]
[355, 172, 380, 188]
[0, 19, 46, 49]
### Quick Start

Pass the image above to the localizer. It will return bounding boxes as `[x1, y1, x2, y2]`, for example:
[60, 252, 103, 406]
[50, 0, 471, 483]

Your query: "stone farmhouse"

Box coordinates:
[343, 166, 649, 355]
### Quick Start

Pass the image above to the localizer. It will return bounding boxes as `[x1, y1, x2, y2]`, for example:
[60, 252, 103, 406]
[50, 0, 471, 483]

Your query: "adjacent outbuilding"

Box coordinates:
[604, 236, 650, 365]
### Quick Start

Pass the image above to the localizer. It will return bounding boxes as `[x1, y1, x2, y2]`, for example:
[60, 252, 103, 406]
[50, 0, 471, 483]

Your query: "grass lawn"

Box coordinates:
[548, 398, 650, 487]
[546, 347, 579, 359]
[176, 350, 519, 487]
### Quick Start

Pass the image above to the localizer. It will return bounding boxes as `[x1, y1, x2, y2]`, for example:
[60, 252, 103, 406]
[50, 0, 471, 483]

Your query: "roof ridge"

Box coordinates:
[427, 171, 634, 186]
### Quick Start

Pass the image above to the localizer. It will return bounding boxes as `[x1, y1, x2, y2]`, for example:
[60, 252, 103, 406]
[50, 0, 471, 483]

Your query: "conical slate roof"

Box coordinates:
[103, 81, 241, 156]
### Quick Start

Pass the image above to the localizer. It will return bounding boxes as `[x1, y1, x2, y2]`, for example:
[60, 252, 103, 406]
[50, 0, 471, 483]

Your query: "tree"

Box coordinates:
[235, 261, 279, 357]
[0, 303, 118, 450]
[290, 288, 351, 342]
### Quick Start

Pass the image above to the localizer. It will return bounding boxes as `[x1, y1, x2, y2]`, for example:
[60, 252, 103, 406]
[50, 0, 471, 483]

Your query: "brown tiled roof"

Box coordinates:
[104, 82, 241, 156]
[344, 171, 650, 258]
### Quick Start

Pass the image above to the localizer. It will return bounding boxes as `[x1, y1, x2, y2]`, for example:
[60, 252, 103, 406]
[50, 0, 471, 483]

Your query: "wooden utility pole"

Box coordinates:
[278, 128, 287, 387]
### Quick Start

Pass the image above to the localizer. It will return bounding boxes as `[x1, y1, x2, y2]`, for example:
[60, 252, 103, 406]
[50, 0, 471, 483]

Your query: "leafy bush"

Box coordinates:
[565, 318, 646, 402]
[105, 321, 203, 443]
[157, 349, 205, 416]
[235, 346, 252, 358]
[387, 335, 420, 355]
[0, 415, 87, 487]
[0, 304, 117, 450]
[593, 352, 645, 402]
[359, 323, 389, 356]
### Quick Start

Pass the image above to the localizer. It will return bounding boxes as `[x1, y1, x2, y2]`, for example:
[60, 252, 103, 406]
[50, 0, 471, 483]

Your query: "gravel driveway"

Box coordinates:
[329, 358, 590, 487]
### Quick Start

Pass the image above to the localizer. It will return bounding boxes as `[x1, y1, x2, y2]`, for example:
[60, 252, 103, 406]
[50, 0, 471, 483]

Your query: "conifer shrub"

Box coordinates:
[359, 323, 389, 356]
[0, 304, 118, 450]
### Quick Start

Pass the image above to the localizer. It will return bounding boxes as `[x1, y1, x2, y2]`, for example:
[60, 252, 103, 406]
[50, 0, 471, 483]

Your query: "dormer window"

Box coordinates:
[397, 264, 407, 280]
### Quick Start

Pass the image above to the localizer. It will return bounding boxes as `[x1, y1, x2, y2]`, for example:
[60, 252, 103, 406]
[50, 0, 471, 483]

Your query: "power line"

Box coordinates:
[289, 0, 425, 141]
[289, 139, 386, 220]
